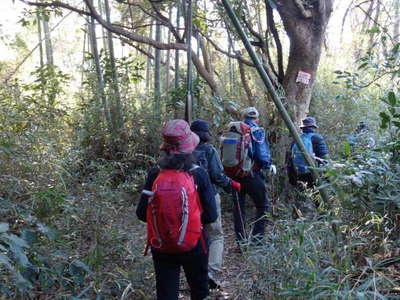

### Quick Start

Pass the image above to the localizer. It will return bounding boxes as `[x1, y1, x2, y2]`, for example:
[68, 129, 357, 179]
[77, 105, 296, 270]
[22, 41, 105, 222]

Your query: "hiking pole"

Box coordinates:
[220, 0, 331, 207]
[232, 190, 247, 240]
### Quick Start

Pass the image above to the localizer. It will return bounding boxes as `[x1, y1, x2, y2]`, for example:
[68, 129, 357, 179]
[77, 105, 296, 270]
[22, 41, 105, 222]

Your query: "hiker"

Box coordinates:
[287, 116, 329, 188]
[346, 121, 376, 152]
[136, 119, 217, 300]
[221, 107, 275, 243]
[190, 119, 241, 289]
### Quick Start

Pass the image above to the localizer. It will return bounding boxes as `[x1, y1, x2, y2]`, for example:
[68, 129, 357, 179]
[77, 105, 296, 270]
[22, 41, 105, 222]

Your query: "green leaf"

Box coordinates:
[15, 271, 32, 293]
[1, 233, 29, 248]
[72, 259, 93, 275]
[358, 62, 369, 70]
[343, 141, 351, 156]
[0, 254, 14, 271]
[9, 243, 30, 267]
[366, 27, 380, 34]
[379, 112, 390, 129]
[37, 223, 56, 240]
[392, 121, 400, 128]
[21, 230, 37, 245]
[74, 286, 92, 299]
[388, 91, 397, 106]
[0, 223, 9, 233]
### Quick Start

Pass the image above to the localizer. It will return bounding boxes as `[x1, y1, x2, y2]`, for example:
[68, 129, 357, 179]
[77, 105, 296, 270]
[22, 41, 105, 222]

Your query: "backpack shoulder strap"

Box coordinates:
[189, 164, 200, 172]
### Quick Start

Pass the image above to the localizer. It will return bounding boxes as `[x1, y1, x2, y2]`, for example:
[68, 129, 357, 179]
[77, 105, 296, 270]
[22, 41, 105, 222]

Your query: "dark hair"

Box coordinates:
[197, 131, 211, 143]
[158, 153, 196, 172]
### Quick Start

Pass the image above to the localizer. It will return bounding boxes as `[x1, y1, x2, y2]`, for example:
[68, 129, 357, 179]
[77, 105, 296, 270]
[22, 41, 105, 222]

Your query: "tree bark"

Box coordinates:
[238, 59, 255, 106]
[42, 13, 54, 66]
[277, 0, 333, 124]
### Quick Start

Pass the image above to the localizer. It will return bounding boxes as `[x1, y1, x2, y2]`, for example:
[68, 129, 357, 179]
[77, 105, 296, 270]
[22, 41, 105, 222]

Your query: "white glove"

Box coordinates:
[269, 164, 277, 175]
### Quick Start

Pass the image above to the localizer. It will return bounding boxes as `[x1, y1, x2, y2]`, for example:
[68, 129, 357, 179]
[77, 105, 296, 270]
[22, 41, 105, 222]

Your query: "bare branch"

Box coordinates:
[265, 1, 284, 82]
[26, 1, 89, 16]
[201, 33, 254, 67]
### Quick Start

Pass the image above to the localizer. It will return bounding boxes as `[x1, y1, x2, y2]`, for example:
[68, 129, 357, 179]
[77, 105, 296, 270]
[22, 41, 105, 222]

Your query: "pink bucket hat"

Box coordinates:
[160, 120, 200, 154]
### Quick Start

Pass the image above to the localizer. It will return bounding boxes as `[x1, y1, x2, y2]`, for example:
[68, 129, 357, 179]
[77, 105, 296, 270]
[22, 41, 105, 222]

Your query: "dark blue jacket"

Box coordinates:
[302, 127, 329, 158]
[193, 142, 231, 195]
[244, 119, 272, 169]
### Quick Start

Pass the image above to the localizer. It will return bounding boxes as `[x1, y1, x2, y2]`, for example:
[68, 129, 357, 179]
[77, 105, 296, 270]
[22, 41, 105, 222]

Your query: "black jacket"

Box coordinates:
[193, 142, 231, 195]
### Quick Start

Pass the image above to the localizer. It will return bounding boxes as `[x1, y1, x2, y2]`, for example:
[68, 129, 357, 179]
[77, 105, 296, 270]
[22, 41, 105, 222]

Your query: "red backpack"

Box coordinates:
[221, 121, 253, 178]
[145, 169, 203, 254]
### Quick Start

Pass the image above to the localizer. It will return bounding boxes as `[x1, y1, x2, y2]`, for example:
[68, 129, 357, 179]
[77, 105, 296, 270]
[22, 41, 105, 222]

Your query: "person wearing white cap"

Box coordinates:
[232, 107, 275, 243]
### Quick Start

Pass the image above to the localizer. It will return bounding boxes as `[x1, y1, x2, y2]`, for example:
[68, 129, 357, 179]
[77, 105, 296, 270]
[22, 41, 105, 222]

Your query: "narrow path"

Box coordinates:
[121, 194, 258, 299]
[178, 202, 256, 300]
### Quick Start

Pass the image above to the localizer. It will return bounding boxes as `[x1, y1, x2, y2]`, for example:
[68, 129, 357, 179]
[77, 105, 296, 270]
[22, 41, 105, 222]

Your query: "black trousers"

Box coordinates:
[233, 172, 269, 241]
[152, 247, 209, 300]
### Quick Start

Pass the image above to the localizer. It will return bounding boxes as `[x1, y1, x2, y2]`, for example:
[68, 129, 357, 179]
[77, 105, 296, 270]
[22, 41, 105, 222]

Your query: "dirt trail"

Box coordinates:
[178, 207, 255, 300]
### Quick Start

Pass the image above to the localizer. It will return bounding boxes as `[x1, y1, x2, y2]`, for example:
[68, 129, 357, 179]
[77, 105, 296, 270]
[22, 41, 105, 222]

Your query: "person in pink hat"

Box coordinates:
[136, 119, 217, 300]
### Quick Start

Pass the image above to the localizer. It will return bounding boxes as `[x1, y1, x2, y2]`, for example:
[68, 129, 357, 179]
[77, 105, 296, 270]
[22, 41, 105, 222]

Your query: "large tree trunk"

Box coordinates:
[277, 0, 333, 124]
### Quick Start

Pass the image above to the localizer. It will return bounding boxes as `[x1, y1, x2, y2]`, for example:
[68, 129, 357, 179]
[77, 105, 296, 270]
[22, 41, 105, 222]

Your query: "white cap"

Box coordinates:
[243, 107, 259, 119]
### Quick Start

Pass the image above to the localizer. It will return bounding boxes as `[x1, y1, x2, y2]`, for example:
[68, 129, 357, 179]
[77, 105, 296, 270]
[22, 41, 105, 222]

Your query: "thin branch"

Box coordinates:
[241, 14, 264, 47]
[3, 9, 74, 83]
[356, 2, 395, 45]
[201, 33, 254, 67]
[149, 2, 182, 42]
[26, 1, 89, 16]
[354, 69, 399, 88]
[266, 1, 284, 82]
[340, 0, 355, 43]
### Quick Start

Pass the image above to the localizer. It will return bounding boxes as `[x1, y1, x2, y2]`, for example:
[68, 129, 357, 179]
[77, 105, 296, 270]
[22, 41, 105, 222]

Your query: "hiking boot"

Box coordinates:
[208, 278, 221, 290]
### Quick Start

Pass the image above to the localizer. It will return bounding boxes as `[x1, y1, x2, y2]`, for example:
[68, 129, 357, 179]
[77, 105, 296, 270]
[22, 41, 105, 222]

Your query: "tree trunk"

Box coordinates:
[36, 6, 45, 98]
[394, 0, 400, 45]
[238, 59, 255, 106]
[36, 7, 44, 69]
[146, 22, 153, 94]
[166, 4, 172, 91]
[88, 15, 113, 135]
[154, 19, 162, 118]
[174, 2, 181, 118]
[104, 0, 124, 131]
[42, 14, 54, 66]
[277, 0, 333, 124]
[185, 0, 193, 123]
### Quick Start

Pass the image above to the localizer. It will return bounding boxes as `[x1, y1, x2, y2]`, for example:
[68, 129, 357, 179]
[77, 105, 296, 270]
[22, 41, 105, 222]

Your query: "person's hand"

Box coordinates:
[269, 164, 277, 175]
[231, 180, 241, 193]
